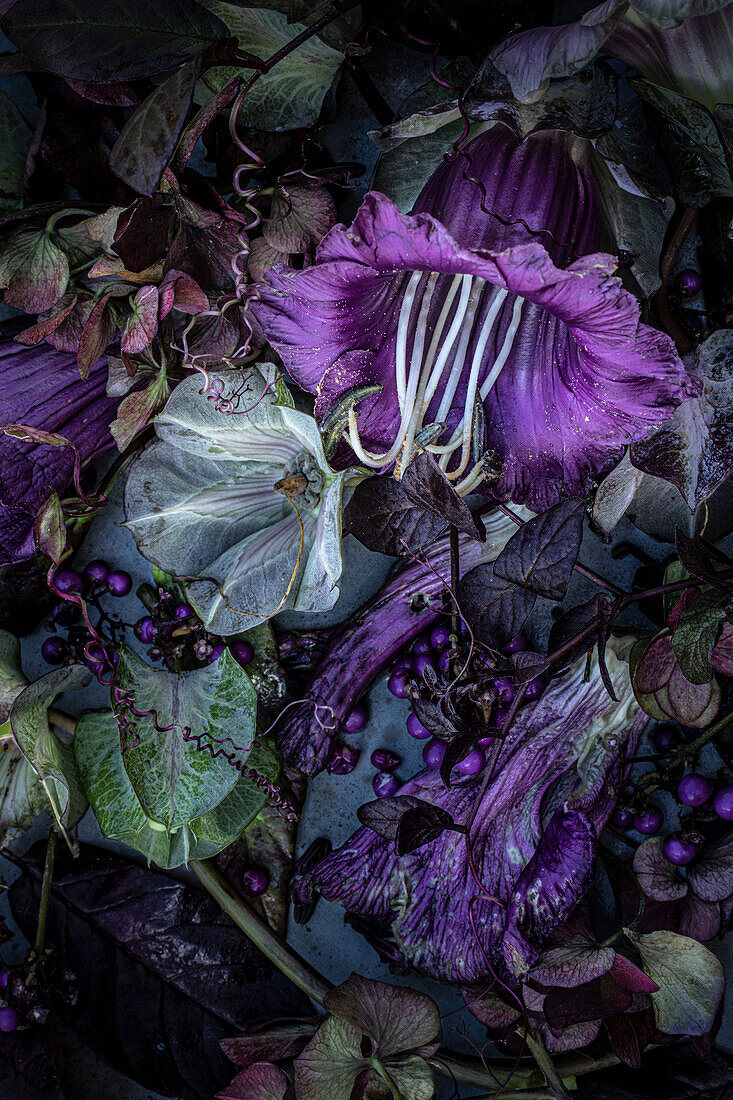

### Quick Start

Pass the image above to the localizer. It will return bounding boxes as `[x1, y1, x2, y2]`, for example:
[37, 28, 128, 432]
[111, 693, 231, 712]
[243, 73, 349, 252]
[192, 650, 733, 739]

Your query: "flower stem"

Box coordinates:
[525, 1030, 571, 1100]
[34, 827, 57, 960]
[449, 523, 460, 675]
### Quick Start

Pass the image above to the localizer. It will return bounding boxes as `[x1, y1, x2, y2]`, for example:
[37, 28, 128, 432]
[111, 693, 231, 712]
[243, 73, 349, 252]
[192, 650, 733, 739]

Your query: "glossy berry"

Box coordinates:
[663, 835, 696, 866]
[174, 602, 194, 621]
[241, 867, 269, 897]
[430, 624, 451, 650]
[438, 650, 451, 675]
[371, 748, 400, 771]
[55, 569, 83, 594]
[412, 636, 431, 656]
[634, 808, 664, 835]
[207, 644, 225, 664]
[392, 655, 413, 674]
[83, 559, 109, 585]
[503, 631, 528, 654]
[406, 712, 431, 740]
[41, 636, 67, 665]
[492, 677, 516, 705]
[86, 641, 106, 663]
[713, 785, 733, 821]
[329, 743, 360, 775]
[454, 747, 486, 776]
[423, 739, 446, 769]
[653, 725, 676, 752]
[674, 268, 703, 297]
[524, 677, 545, 701]
[343, 704, 367, 733]
[230, 640, 254, 668]
[677, 773, 712, 807]
[373, 771, 400, 798]
[134, 616, 156, 644]
[611, 808, 635, 829]
[414, 654, 434, 678]
[106, 570, 132, 597]
[0, 1006, 19, 1033]
[388, 670, 410, 699]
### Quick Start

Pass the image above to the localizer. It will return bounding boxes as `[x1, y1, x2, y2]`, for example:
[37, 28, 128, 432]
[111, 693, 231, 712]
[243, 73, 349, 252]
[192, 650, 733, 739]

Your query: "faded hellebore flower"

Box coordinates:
[254, 124, 696, 511]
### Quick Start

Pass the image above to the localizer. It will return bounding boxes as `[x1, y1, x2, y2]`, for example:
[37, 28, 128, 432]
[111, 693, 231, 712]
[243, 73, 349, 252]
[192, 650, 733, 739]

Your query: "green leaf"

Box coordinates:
[75, 709, 278, 867]
[671, 589, 728, 684]
[0, 90, 31, 198]
[110, 368, 170, 451]
[9, 664, 91, 837]
[0, 749, 47, 847]
[110, 59, 200, 195]
[0, 228, 70, 312]
[2, 0, 228, 82]
[199, 1, 342, 130]
[631, 632, 720, 727]
[627, 929, 725, 1036]
[33, 490, 67, 565]
[0, 628, 27, 722]
[111, 646, 257, 830]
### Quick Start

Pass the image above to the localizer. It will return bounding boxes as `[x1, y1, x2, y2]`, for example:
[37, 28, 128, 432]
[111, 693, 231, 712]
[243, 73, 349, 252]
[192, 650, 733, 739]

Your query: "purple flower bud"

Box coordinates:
[430, 624, 451, 650]
[524, 677, 545, 701]
[55, 569, 82, 594]
[678, 773, 712, 807]
[230, 640, 254, 668]
[373, 771, 400, 798]
[388, 669, 410, 698]
[242, 867, 269, 897]
[502, 631, 528, 654]
[412, 636, 432, 656]
[83, 559, 109, 585]
[343, 704, 368, 733]
[371, 748, 401, 771]
[663, 835, 696, 866]
[174, 602, 194, 621]
[0, 1006, 19, 1032]
[674, 268, 703, 297]
[134, 616, 156, 644]
[713, 785, 733, 821]
[106, 570, 132, 597]
[634, 808, 663, 835]
[329, 743, 360, 775]
[423, 739, 446, 769]
[492, 677, 516, 704]
[207, 644, 225, 664]
[41, 636, 67, 665]
[611, 807, 635, 829]
[454, 747, 486, 776]
[407, 712, 431, 740]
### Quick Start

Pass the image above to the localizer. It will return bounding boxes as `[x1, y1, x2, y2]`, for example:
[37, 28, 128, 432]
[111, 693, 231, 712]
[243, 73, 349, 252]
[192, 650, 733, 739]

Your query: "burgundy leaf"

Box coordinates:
[457, 560, 537, 648]
[401, 451, 485, 542]
[493, 499, 584, 600]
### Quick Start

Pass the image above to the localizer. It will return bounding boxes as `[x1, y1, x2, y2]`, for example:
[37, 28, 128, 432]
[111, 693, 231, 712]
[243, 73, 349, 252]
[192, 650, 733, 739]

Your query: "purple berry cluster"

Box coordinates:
[132, 589, 256, 672]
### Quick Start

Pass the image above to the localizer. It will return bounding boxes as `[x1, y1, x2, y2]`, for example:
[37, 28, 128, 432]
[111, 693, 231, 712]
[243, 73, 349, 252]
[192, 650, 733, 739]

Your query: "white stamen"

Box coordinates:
[395, 271, 423, 414]
[435, 278, 484, 438]
[479, 295, 524, 402]
[421, 274, 474, 413]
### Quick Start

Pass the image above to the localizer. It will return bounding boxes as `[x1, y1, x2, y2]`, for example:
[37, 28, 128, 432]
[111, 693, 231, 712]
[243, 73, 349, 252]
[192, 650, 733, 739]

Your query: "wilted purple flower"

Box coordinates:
[295, 639, 646, 983]
[489, 0, 733, 113]
[254, 125, 695, 510]
[0, 322, 118, 565]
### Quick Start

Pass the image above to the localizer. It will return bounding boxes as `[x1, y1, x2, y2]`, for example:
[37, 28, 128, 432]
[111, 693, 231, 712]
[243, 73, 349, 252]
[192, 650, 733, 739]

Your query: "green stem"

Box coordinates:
[525, 1031, 571, 1100]
[34, 827, 57, 959]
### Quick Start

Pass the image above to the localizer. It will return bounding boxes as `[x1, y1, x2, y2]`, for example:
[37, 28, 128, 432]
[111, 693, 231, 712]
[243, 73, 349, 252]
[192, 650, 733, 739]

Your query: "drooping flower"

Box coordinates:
[294, 639, 646, 984]
[253, 125, 695, 511]
[489, 0, 733, 113]
[124, 365, 360, 635]
[0, 322, 119, 566]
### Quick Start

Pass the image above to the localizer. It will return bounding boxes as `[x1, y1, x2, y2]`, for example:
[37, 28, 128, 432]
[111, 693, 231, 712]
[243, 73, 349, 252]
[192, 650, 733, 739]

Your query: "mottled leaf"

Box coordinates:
[0, 228, 69, 312]
[530, 922, 616, 988]
[670, 589, 727, 684]
[110, 369, 169, 451]
[631, 633, 720, 727]
[688, 833, 733, 903]
[216, 1062, 288, 1100]
[628, 929, 725, 1036]
[265, 184, 336, 254]
[633, 836, 688, 901]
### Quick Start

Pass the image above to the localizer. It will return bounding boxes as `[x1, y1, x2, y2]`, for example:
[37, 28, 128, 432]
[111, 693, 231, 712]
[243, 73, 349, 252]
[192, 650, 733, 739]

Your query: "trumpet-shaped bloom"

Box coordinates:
[254, 126, 695, 510]
[124, 366, 359, 635]
[294, 639, 647, 984]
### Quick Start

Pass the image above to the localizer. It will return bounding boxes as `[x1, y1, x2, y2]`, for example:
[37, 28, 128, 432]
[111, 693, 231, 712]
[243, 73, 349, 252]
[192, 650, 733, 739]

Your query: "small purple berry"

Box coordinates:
[524, 677, 545, 701]
[207, 644, 225, 664]
[55, 569, 82, 594]
[373, 771, 400, 798]
[713, 785, 733, 821]
[371, 748, 401, 771]
[674, 268, 703, 297]
[634, 808, 664, 835]
[343, 704, 367, 733]
[388, 670, 410, 698]
[438, 650, 451, 674]
[430, 624, 451, 650]
[86, 641, 106, 663]
[83, 559, 109, 585]
[0, 1006, 19, 1032]
[492, 677, 516, 705]
[392, 655, 413, 673]
[678, 773, 712, 807]
[230, 640, 254, 668]
[477, 735, 494, 748]
[241, 867, 269, 897]
[407, 712, 431, 740]
[329, 743, 360, 775]
[414, 654, 435, 678]
[106, 570, 132, 597]
[174, 602, 194, 621]
[134, 616, 155, 643]
[503, 631, 528, 654]
[653, 726, 676, 752]
[412, 636, 431, 656]
[663, 835, 696, 866]
[41, 636, 67, 665]
[85, 658, 105, 677]
[611, 808, 635, 829]
[454, 747, 486, 776]
[423, 739, 446, 769]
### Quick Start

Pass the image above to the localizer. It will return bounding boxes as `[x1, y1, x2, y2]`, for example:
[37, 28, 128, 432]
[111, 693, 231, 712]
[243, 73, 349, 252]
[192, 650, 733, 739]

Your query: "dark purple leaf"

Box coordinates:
[576, 1040, 733, 1099]
[401, 452, 485, 543]
[439, 731, 477, 789]
[688, 833, 733, 903]
[0, 1029, 66, 1100]
[543, 973, 632, 1032]
[357, 795, 429, 842]
[675, 529, 733, 590]
[343, 475, 448, 557]
[507, 651, 549, 684]
[113, 194, 173, 271]
[548, 595, 613, 672]
[494, 499, 584, 600]
[530, 921, 615, 989]
[395, 801, 464, 855]
[457, 560, 537, 648]
[604, 1009, 656, 1071]
[216, 1062, 289, 1100]
[8, 842, 311, 1100]
[633, 836, 687, 902]
[221, 1021, 316, 1071]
